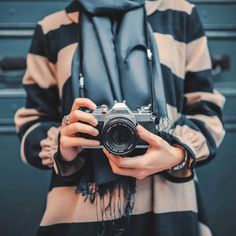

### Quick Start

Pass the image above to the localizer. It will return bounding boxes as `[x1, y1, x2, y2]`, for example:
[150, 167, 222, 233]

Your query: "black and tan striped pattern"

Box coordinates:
[14, 0, 225, 235]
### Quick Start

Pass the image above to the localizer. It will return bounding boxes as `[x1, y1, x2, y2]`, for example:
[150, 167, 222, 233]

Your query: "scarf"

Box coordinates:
[70, 0, 168, 234]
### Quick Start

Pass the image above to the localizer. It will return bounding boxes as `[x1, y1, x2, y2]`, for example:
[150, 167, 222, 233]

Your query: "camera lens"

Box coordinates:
[101, 117, 137, 155]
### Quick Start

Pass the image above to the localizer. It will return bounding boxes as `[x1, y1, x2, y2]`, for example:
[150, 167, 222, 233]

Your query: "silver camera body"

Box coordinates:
[80, 102, 157, 156]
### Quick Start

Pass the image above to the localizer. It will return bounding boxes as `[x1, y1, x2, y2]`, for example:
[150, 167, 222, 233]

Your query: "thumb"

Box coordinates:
[136, 125, 160, 146]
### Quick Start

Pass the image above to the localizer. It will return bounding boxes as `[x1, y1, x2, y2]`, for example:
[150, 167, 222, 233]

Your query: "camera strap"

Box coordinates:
[71, 15, 84, 99]
[143, 8, 157, 115]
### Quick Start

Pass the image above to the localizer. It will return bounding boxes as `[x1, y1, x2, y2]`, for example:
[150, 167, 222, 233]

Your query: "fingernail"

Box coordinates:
[95, 141, 100, 145]
[94, 130, 99, 136]
[93, 120, 98, 126]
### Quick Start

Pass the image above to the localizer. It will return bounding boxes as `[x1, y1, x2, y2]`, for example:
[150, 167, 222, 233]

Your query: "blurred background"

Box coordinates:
[0, 0, 235, 235]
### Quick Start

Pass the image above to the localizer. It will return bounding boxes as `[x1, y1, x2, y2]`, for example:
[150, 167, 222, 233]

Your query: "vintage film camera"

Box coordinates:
[79, 102, 157, 156]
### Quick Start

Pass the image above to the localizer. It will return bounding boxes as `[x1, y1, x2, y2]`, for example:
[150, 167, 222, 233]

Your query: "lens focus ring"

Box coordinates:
[101, 117, 137, 156]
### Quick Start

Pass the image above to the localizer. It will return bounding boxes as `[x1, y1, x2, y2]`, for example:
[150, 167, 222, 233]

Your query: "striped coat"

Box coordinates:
[14, 0, 225, 235]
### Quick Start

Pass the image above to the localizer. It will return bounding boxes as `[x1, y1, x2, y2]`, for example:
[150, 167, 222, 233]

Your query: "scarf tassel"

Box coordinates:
[76, 178, 136, 235]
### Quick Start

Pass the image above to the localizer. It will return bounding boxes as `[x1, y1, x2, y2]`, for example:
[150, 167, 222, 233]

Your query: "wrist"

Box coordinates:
[170, 145, 185, 167]
[59, 146, 81, 162]
[170, 145, 188, 171]
[58, 131, 81, 162]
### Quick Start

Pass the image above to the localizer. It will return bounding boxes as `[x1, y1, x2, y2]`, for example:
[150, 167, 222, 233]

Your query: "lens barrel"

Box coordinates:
[101, 117, 137, 155]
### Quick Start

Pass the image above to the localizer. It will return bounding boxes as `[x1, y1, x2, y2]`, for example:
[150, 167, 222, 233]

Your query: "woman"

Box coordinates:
[14, 0, 225, 235]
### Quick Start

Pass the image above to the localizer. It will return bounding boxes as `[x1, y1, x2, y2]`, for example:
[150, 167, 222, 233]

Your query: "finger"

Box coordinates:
[47, 127, 60, 139]
[39, 148, 56, 160]
[108, 158, 146, 180]
[103, 148, 145, 169]
[40, 139, 49, 148]
[39, 150, 50, 160]
[42, 158, 54, 166]
[69, 110, 98, 127]
[62, 122, 99, 137]
[71, 98, 97, 112]
[136, 125, 161, 146]
[60, 136, 100, 148]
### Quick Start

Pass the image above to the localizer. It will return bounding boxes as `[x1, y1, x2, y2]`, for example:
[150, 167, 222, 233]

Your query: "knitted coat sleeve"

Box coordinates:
[14, 24, 61, 170]
[163, 6, 225, 182]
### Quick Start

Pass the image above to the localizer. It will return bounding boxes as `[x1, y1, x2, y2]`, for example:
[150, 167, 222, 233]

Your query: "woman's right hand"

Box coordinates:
[59, 98, 100, 161]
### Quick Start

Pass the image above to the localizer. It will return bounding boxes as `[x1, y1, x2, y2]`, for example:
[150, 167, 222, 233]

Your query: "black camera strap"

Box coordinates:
[71, 13, 84, 100]
[143, 8, 157, 115]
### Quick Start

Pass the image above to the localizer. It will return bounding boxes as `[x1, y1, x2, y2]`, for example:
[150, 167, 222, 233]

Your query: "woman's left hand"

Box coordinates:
[103, 125, 185, 180]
